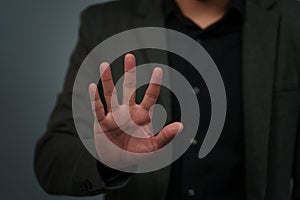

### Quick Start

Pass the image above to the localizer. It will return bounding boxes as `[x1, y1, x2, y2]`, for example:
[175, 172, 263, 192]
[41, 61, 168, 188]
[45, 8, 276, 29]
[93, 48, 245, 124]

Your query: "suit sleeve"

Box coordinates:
[292, 18, 300, 199]
[292, 87, 300, 200]
[34, 8, 130, 196]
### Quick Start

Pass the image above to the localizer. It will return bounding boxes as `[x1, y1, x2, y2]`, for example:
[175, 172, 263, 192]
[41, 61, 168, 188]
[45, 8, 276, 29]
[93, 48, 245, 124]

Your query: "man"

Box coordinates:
[34, 0, 300, 199]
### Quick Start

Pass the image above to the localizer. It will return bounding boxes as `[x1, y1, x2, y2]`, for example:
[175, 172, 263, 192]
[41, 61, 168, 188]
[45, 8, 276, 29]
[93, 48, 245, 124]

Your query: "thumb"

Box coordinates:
[154, 122, 183, 149]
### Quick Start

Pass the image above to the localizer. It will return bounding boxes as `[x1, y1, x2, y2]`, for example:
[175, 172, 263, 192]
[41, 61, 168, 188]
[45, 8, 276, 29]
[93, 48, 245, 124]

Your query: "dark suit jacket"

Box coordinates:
[34, 0, 300, 199]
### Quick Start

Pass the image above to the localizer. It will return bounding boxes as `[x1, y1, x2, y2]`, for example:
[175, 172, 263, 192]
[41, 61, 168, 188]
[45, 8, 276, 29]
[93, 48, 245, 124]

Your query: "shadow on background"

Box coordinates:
[0, 0, 110, 199]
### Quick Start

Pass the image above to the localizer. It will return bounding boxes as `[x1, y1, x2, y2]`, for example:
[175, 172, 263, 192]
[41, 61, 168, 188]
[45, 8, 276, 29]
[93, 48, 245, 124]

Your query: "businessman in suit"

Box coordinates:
[34, 0, 300, 199]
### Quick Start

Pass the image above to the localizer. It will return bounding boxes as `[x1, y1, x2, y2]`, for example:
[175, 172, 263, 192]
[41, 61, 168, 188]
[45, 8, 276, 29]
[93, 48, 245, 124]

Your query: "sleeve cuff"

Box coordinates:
[96, 161, 132, 189]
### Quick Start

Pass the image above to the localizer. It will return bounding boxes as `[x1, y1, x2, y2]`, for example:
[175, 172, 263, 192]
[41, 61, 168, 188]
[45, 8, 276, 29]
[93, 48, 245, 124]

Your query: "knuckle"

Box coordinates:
[146, 92, 158, 99]
[104, 91, 113, 96]
[123, 82, 136, 88]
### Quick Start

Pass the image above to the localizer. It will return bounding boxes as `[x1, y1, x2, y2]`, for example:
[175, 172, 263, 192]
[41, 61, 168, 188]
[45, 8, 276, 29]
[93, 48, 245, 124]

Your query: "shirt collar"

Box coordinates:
[163, 0, 245, 20]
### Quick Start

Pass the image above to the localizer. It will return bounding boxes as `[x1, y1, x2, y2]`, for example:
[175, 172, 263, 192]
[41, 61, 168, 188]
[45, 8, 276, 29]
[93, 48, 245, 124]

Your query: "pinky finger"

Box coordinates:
[89, 83, 105, 122]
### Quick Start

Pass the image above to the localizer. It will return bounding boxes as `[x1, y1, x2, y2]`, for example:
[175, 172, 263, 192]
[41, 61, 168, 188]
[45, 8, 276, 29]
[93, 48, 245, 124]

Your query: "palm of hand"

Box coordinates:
[89, 54, 183, 162]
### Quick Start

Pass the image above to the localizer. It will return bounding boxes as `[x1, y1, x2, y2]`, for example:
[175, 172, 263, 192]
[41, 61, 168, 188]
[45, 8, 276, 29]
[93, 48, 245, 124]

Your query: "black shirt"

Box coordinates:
[97, 0, 246, 199]
[165, 0, 245, 199]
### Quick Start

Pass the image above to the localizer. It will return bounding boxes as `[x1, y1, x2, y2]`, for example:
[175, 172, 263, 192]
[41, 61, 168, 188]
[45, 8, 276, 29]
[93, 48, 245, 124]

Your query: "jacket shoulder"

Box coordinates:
[81, 0, 136, 20]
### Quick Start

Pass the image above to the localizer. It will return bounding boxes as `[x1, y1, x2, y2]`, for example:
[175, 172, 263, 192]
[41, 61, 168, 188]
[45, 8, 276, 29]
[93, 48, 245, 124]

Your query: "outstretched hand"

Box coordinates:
[89, 54, 183, 163]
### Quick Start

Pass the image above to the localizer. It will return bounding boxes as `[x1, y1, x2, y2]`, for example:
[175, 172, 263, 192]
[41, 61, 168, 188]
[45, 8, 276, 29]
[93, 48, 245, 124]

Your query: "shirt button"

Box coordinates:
[193, 87, 200, 95]
[187, 189, 196, 197]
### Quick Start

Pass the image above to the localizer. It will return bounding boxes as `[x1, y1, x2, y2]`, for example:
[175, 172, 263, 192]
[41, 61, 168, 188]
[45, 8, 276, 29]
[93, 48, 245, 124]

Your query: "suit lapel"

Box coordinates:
[242, 0, 280, 199]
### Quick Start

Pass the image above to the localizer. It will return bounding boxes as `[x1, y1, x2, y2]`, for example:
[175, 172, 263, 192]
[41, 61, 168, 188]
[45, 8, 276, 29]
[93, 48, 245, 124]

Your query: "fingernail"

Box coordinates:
[151, 67, 163, 84]
[178, 123, 184, 133]
[88, 84, 96, 98]
[100, 62, 109, 76]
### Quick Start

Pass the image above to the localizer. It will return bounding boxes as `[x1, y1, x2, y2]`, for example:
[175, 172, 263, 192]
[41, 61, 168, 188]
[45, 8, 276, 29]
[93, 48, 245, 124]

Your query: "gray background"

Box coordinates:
[0, 0, 110, 199]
